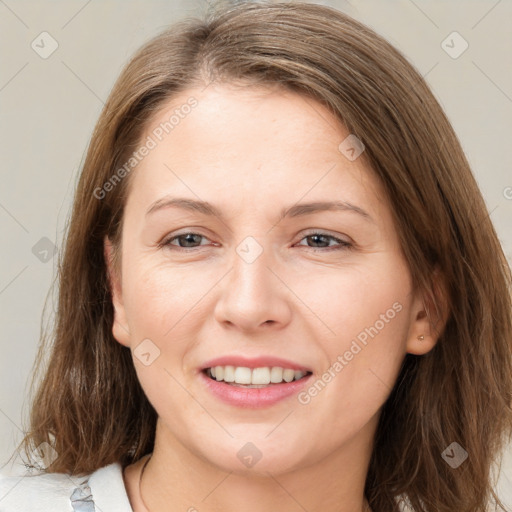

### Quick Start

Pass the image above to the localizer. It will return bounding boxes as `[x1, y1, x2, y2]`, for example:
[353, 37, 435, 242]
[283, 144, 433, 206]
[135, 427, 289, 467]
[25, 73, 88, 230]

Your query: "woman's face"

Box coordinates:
[106, 83, 434, 475]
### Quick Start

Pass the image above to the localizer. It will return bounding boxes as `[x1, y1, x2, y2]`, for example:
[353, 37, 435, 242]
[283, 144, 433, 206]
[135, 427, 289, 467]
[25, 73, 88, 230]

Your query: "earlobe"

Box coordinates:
[406, 268, 449, 356]
[104, 236, 131, 347]
[406, 305, 437, 355]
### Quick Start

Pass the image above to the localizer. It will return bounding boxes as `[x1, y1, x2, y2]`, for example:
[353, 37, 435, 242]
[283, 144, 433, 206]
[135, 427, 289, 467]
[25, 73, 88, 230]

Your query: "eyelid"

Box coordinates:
[295, 231, 353, 251]
[299, 229, 352, 244]
[159, 230, 212, 248]
[160, 229, 353, 252]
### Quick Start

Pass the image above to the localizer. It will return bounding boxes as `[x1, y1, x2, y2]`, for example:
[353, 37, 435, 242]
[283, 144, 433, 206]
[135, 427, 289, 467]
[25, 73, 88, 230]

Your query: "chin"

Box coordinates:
[196, 438, 310, 477]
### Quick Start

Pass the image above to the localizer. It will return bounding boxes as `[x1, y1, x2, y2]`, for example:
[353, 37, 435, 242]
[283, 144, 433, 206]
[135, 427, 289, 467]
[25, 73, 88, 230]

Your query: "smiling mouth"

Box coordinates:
[203, 366, 313, 387]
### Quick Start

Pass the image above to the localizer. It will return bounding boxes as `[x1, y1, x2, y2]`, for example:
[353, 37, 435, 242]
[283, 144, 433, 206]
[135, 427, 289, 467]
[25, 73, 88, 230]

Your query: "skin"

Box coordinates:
[105, 82, 443, 512]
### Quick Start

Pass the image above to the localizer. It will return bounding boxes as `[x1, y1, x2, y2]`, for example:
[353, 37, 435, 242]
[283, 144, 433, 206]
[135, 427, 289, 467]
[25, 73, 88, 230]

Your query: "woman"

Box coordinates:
[1, 1, 511, 511]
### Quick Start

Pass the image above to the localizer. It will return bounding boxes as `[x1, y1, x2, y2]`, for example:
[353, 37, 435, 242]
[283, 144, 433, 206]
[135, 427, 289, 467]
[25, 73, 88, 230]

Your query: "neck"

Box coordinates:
[132, 417, 376, 512]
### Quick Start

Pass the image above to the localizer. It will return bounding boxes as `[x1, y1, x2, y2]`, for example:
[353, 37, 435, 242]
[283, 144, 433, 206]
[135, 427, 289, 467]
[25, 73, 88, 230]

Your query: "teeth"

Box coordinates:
[207, 366, 309, 385]
[223, 365, 235, 382]
[252, 367, 270, 385]
[234, 366, 252, 384]
[283, 369, 295, 383]
[270, 367, 283, 383]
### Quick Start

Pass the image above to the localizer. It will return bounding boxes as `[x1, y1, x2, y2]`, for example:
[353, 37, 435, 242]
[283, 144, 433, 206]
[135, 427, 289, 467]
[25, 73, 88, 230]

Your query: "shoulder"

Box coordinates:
[0, 462, 133, 512]
[0, 467, 90, 511]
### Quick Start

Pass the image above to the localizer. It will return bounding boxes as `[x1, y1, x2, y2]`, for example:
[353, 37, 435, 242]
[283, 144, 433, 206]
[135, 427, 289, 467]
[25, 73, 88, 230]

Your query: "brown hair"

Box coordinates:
[13, 2, 512, 510]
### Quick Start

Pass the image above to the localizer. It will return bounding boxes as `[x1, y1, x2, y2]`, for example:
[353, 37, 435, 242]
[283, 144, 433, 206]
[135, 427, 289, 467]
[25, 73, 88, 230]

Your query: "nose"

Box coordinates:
[213, 240, 292, 332]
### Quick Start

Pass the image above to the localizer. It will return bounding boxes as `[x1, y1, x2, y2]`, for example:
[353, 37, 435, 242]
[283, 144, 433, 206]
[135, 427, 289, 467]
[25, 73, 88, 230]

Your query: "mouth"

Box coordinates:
[202, 365, 313, 388]
[198, 356, 314, 408]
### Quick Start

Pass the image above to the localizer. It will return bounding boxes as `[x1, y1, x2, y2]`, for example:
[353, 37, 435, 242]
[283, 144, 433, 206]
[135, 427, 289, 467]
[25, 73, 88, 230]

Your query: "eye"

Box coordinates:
[295, 232, 352, 252]
[160, 231, 352, 253]
[161, 232, 212, 251]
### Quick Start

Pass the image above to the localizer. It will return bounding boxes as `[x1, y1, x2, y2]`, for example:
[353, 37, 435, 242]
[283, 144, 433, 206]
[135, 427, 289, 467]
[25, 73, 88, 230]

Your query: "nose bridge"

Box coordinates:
[214, 234, 291, 330]
[233, 234, 271, 290]
[229, 234, 276, 303]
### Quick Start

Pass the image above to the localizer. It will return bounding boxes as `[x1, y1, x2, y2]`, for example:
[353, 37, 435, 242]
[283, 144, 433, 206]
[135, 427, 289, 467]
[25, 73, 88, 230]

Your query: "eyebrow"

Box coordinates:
[145, 196, 374, 223]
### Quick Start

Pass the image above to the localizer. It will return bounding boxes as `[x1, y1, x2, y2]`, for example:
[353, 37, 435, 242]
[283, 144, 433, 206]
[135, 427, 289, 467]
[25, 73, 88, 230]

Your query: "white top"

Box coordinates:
[0, 462, 133, 511]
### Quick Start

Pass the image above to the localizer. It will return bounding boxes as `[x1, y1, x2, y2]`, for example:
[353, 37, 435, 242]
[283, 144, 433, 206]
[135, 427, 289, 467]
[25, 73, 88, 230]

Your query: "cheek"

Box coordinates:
[120, 260, 207, 426]
[122, 257, 215, 340]
[329, 273, 409, 350]
[299, 253, 411, 346]
[297, 256, 412, 419]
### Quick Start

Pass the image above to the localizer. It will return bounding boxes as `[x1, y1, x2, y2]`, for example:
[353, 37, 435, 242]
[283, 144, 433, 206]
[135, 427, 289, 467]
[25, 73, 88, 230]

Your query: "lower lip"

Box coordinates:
[199, 370, 313, 408]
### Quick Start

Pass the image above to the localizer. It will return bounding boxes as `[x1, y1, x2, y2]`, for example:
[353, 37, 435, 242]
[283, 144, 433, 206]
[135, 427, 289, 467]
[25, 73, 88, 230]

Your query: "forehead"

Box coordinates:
[126, 83, 387, 220]
[146, 83, 347, 150]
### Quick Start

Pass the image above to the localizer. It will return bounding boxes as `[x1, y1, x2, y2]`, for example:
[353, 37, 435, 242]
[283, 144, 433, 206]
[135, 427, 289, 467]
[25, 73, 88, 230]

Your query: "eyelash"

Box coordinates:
[160, 231, 353, 253]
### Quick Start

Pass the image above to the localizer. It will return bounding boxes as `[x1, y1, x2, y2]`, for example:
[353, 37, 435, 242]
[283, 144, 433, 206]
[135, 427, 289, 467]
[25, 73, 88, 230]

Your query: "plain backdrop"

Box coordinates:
[1, 0, 511, 504]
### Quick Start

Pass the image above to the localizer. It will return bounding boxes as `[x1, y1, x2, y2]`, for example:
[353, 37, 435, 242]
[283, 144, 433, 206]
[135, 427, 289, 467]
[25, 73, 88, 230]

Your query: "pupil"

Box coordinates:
[181, 234, 200, 247]
[310, 234, 328, 247]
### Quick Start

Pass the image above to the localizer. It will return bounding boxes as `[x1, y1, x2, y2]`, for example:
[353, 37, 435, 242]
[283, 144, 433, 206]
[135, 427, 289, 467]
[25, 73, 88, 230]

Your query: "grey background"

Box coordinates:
[1, 0, 511, 503]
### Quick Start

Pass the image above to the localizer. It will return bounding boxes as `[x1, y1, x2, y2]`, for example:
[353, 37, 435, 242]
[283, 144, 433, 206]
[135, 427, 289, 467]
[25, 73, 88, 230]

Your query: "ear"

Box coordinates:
[406, 267, 449, 355]
[104, 236, 131, 347]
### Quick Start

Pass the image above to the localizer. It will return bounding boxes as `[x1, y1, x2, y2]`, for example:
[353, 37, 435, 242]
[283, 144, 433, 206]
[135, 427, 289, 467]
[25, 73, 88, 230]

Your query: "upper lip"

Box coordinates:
[201, 356, 312, 373]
